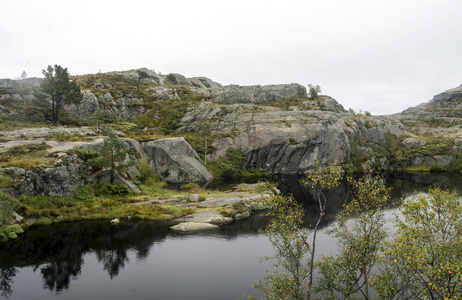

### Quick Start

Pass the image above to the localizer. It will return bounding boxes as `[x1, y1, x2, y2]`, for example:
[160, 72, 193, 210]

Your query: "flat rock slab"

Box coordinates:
[170, 222, 219, 233]
[175, 210, 233, 225]
[198, 194, 263, 208]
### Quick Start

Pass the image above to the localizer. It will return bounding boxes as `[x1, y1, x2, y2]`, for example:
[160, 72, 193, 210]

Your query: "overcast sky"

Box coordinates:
[1, 0, 461, 115]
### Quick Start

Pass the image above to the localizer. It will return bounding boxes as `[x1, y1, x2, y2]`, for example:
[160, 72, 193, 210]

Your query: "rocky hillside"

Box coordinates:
[2, 68, 462, 194]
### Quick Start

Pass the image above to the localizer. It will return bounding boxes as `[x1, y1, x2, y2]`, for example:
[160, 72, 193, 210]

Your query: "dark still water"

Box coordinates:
[2, 172, 462, 300]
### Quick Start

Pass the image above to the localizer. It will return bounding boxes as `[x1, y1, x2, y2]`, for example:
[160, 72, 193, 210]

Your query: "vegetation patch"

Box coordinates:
[0, 144, 56, 169]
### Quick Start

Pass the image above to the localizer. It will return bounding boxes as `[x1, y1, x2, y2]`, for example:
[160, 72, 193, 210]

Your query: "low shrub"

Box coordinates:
[180, 183, 201, 193]
[74, 184, 95, 204]
[0, 224, 24, 243]
[95, 183, 130, 197]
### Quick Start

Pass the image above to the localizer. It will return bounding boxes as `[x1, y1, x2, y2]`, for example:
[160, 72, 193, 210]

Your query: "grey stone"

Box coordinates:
[178, 100, 406, 174]
[175, 210, 233, 225]
[234, 211, 251, 221]
[93, 169, 141, 193]
[143, 137, 214, 184]
[212, 83, 307, 104]
[401, 137, 426, 150]
[170, 222, 219, 233]
[189, 194, 200, 202]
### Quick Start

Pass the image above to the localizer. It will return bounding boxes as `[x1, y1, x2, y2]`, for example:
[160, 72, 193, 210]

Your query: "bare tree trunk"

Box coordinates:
[307, 191, 327, 300]
[204, 137, 207, 165]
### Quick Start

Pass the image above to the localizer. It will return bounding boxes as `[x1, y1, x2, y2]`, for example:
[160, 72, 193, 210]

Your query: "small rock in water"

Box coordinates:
[110, 218, 120, 225]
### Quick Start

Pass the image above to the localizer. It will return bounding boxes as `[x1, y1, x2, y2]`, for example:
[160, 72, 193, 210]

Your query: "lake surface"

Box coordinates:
[1, 172, 462, 299]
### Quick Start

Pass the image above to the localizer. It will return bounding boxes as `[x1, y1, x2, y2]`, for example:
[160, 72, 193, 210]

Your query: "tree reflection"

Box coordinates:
[0, 220, 170, 296]
[96, 248, 129, 279]
[0, 267, 17, 299]
[40, 258, 82, 292]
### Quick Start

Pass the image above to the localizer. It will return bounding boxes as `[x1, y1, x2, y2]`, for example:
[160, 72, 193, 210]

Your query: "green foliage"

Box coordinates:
[219, 147, 246, 179]
[255, 161, 342, 299]
[0, 175, 12, 188]
[95, 183, 130, 197]
[34, 65, 83, 124]
[182, 131, 216, 162]
[375, 188, 462, 299]
[0, 144, 55, 169]
[98, 129, 127, 184]
[308, 84, 321, 100]
[136, 70, 151, 85]
[0, 224, 24, 243]
[90, 107, 107, 132]
[136, 159, 159, 184]
[165, 73, 177, 84]
[0, 192, 14, 226]
[255, 194, 309, 300]
[73, 184, 95, 204]
[74, 147, 100, 161]
[430, 164, 447, 172]
[315, 170, 391, 299]
[179, 183, 201, 193]
[132, 100, 192, 134]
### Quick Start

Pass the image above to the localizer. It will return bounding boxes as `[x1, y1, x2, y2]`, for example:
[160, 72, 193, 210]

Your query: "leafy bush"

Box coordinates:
[166, 73, 177, 84]
[220, 147, 246, 178]
[136, 159, 159, 183]
[308, 84, 321, 100]
[74, 184, 95, 203]
[0, 224, 24, 243]
[95, 183, 130, 196]
[74, 147, 100, 161]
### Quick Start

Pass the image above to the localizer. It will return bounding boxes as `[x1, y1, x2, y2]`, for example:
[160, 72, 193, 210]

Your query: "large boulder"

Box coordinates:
[143, 137, 213, 184]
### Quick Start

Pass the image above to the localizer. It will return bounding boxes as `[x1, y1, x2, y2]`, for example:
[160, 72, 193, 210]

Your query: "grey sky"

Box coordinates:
[1, 0, 461, 115]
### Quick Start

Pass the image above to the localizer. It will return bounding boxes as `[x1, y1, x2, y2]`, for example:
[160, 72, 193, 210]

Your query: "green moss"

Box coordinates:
[0, 175, 12, 188]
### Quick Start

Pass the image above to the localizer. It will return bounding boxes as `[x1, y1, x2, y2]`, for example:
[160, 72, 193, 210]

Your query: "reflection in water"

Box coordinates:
[0, 221, 172, 297]
[0, 267, 16, 299]
[1, 173, 462, 299]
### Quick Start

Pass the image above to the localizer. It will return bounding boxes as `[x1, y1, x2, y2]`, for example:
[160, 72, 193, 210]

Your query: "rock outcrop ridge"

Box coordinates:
[0, 135, 213, 197]
[178, 99, 406, 174]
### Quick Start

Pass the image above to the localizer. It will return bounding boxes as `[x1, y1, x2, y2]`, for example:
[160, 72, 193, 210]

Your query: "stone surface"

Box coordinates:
[2, 155, 89, 197]
[170, 222, 219, 233]
[234, 211, 251, 221]
[143, 137, 214, 184]
[211, 83, 307, 104]
[178, 100, 407, 174]
[93, 169, 141, 193]
[188, 194, 200, 202]
[175, 210, 233, 225]
[401, 137, 426, 150]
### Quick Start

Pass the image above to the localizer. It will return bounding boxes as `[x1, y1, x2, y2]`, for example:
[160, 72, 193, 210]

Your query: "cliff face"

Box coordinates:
[178, 98, 406, 174]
